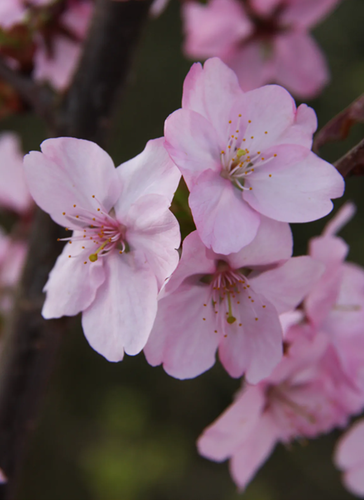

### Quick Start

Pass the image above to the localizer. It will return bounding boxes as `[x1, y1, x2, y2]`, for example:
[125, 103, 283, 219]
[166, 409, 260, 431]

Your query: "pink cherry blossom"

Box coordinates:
[198, 326, 364, 491]
[0, 132, 33, 214]
[23, 137, 181, 361]
[0, 0, 54, 29]
[144, 217, 323, 383]
[182, 0, 340, 98]
[335, 419, 364, 497]
[165, 58, 344, 254]
[33, 1, 93, 90]
[0, 229, 27, 313]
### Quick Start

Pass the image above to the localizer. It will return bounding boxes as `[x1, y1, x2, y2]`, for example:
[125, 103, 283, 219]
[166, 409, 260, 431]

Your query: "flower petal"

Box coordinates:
[24, 138, 121, 227]
[82, 251, 158, 361]
[189, 169, 260, 254]
[115, 138, 181, 216]
[42, 238, 105, 319]
[243, 152, 344, 222]
[280, 0, 340, 29]
[144, 283, 218, 379]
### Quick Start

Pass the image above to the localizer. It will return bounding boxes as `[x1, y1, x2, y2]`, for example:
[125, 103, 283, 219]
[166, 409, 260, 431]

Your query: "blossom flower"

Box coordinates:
[23, 137, 181, 361]
[0, 132, 32, 214]
[182, 0, 340, 98]
[0, 0, 54, 29]
[165, 57, 344, 254]
[198, 325, 364, 490]
[335, 419, 364, 497]
[144, 217, 323, 383]
[0, 229, 27, 313]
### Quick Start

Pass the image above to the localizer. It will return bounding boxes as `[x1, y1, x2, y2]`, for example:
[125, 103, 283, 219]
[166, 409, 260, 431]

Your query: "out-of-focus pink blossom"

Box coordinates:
[144, 218, 323, 383]
[0, 230, 27, 312]
[23, 137, 181, 361]
[198, 326, 364, 490]
[165, 58, 344, 254]
[335, 419, 364, 497]
[0, 133, 32, 214]
[182, 0, 340, 98]
[0, 0, 54, 29]
[33, 1, 93, 90]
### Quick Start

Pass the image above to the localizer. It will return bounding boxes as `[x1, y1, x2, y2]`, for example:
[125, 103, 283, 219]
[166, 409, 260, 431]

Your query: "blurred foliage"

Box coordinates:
[0, 0, 363, 498]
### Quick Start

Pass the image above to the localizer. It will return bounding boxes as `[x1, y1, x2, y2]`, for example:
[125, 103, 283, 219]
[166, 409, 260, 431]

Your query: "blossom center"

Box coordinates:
[220, 116, 277, 190]
[58, 195, 126, 264]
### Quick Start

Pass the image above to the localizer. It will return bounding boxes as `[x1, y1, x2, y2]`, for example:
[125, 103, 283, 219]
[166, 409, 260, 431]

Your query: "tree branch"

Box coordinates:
[334, 138, 364, 178]
[0, 1, 152, 498]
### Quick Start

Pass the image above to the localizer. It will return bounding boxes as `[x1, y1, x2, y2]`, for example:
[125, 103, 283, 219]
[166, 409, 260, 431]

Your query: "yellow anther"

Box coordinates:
[236, 148, 247, 158]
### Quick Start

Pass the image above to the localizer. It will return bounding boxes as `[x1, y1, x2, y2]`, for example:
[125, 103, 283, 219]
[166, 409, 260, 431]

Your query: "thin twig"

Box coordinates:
[0, 1, 152, 498]
[334, 138, 364, 178]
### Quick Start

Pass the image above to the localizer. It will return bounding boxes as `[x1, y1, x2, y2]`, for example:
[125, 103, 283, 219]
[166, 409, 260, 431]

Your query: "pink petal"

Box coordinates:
[218, 295, 283, 382]
[225, 216, 292, 270]
[230, 413, 279, 490]
[42, 237, 105, 319]
[323, 202, 356, 236]
[280, 0, 341, 29]
[273, 32, 329, 99]
[115, 137, 181, 216]
[23, 138, 121, 227]
[82, 251, 158, 361]
[0, 133, 32, 213]
[144, 283, 218, 379]
[243, 152, 344, 223]
[197, 385, 265, 461]
[343, 467, 364, 497]
[124, 194, 181, 289]
[223, 41, 274, 92]
[335, 419, 364, 470]
[160, 231, 216, 296]
[0, 0, 24, 28]
[278, 104, 318, 149]
[240, 85, 297, 151]
[182, 0, 252, 59]
[181, 58, 244, 141]
[250, 0, 281, 16]
[164, 108, 221, 189]
[251, 256, 325, 314]
[189, 169, 260, 254]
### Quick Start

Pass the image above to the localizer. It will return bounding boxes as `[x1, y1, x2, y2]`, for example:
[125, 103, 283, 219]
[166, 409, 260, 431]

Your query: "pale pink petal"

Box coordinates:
[240, 85, 297, 151]
[273, 32, 329, 99]
[197, 386, 265, 461]
[225, 217, 292, 270]
[164, 108, 221, 189]
[335, 420, 364, 470]
[0, 0, 24, 28]
[343, 467, 364, 497]
[115, 138, 180, 217]
[61, 1, 92, 38]
[278, 104, 317, 149]
[23, 137, 121, 227]
[34, 36, 81, 91]
[243, 152, 344, 222]
[230, 413, 279, 490]
[144, 283, 218, 378]
[0, 133, 32, 213]
[250, 256, 324, 314]
[223, 41, 274, 92]
[218, 296, 283, 382]
[160, 231, 216, 296]
[181, 58, 244, 140]
[42, 238, 105, 319]
[323, 202, 356, 236]
[305, 235, 348, 326]
[280, 0, 341, 29]
[182, 0, 252, 59]
[124, 194, 180, 289]
[189, 169, 260, 254]
[82, 251, 158, 361]
[150, 0, 169, 17]
[250, 0, 281, 16]
[247, 144, 310, 175]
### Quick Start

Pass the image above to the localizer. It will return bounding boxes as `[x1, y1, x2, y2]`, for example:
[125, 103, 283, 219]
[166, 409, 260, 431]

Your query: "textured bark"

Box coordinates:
[0, 1, 152, 498]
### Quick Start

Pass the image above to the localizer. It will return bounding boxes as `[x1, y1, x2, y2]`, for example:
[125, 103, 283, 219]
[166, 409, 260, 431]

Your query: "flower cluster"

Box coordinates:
[182, 0, 341, 98]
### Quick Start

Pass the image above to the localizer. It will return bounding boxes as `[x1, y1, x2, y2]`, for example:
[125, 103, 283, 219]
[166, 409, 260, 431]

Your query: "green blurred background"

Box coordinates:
[2, 0, 364, 498]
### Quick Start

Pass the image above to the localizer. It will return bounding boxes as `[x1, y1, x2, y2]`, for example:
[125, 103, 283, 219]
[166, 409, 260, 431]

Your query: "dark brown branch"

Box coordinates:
[0, 1, 152, 498]
[0, 58, 55, 126]
[334, 138, 364, 178]
[313, 94, 364, 152]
